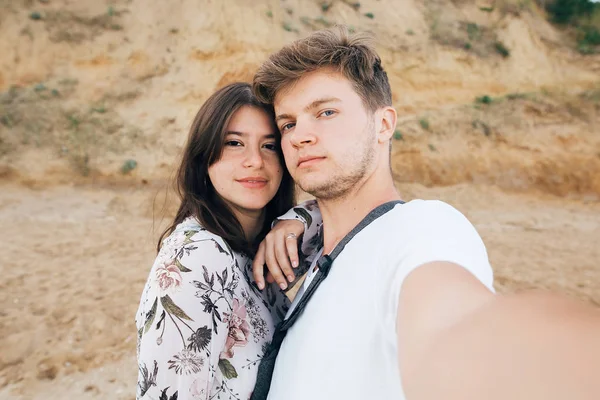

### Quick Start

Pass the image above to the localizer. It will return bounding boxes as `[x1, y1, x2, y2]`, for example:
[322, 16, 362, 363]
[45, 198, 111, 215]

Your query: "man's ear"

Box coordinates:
[377, 106, 397, 143]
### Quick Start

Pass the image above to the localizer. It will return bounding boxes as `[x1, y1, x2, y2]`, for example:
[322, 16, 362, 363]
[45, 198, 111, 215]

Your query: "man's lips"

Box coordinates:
[237, 177, 268, 189]
[297, 156, 325, 168]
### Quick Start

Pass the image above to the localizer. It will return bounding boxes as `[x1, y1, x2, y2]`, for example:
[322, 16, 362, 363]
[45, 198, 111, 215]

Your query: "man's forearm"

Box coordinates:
[403, 291, 600, 400]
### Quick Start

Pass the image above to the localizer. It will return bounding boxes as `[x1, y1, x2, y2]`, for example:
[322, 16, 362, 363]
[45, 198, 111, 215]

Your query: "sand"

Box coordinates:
[0, 181, 599, 399]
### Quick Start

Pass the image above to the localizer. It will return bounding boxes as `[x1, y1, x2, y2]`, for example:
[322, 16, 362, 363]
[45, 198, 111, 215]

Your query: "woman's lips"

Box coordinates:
[237, 178, 268, 189]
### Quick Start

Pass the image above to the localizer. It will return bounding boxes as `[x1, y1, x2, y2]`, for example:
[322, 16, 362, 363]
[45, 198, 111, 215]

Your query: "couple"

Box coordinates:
[136, 26, 600, 400]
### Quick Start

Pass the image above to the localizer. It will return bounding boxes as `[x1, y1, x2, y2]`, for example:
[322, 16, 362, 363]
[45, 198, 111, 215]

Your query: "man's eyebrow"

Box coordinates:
[275, 114, 293, 123]
[275, 97, 342, 123]
[305, 97, 341, 112]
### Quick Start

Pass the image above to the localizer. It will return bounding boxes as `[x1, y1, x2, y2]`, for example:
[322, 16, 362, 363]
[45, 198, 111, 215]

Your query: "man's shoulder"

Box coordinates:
[385, 199, 466, 225]
[350, 199, 476, 254]
[380, 199, 494, 292]
[374, 199, 482, 250]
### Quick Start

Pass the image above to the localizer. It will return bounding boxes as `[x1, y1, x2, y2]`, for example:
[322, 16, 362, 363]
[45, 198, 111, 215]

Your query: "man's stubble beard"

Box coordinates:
[297, 119, 376, 201]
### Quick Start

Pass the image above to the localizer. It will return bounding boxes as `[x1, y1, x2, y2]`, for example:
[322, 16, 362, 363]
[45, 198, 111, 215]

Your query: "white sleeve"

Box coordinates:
[390, 200, 495, 306]
[137, 232, 235, 400]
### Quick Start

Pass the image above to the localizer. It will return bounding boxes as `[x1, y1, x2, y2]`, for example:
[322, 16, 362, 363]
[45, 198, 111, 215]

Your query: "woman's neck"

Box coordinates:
[233, 208, 266, 243]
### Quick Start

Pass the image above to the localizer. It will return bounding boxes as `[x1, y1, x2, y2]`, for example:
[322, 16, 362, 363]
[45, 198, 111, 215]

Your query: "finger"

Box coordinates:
[266, 272, 275, 284]
[285, 234, 300, 270]
[264, 236, 288, 290]
[276, 234, 295, 283]
[252, 241, 266, 290]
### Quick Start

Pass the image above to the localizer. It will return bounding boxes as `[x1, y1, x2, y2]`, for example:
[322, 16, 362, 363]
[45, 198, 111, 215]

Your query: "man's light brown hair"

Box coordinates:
[252, 25, 392, 113]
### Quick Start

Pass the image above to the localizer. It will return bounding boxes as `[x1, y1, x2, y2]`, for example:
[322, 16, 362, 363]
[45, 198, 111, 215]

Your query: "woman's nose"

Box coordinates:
[242, 145, 264, 168]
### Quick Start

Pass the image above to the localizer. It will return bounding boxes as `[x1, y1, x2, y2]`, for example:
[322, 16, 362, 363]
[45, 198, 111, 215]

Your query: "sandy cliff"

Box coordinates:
[1, 0, 598, 196]
[0, 1, 599, 399]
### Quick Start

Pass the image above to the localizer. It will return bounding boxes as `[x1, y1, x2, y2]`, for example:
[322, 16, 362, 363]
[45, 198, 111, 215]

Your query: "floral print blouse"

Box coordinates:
[135, 201, 322, 400]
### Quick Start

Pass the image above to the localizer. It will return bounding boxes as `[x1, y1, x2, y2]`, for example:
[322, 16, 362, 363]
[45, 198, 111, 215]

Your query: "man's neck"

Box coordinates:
[318, 176, 401, 254]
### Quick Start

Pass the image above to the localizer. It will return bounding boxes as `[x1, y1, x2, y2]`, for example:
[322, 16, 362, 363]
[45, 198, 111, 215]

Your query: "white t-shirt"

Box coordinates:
[267, 200, 495, 400]
[285, 248, 323, 318]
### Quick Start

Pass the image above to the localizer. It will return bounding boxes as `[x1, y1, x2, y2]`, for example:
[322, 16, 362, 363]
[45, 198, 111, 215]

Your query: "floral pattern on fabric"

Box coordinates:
[136, 200, 322, 400]
[275, 199, 324, 279]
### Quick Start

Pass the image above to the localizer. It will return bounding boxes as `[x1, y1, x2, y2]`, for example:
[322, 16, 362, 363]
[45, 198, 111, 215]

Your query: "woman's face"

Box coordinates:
[208, 105, 284, 218]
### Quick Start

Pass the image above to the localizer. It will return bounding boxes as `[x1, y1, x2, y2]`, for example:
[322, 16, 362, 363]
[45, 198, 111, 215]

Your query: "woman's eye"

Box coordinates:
[319, 110, 336, 117]
[225, 140, 242, 147]
[263, 142, 278, 151]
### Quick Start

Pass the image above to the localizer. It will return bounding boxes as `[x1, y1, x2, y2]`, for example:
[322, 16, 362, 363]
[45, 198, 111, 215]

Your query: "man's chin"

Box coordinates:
[296, 177, 322, 194]
[298, 181, 341, 200]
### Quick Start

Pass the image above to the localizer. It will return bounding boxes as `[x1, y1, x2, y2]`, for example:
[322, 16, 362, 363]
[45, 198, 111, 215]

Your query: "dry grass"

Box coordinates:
[0, 80, 143, 176]
[494, 0, 539, 15]
[580, 85, 600, 104]
[427, 2, 514, 57]
[42, 8, 124, 43]
[391, 86, 600, 196]
[429, 17, 511, 58]
[450, 0, 539, 14]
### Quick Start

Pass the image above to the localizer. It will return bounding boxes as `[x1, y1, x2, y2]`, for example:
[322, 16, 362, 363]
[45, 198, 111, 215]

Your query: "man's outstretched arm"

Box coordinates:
[397, 262, 600, 400]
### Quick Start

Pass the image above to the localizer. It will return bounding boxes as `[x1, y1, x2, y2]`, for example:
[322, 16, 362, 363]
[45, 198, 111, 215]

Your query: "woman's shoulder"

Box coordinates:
[137, 217, 244, 324]
[156, 217, 240, 273]
[172, 216, 214, 240]
[161, 217, 231, 251]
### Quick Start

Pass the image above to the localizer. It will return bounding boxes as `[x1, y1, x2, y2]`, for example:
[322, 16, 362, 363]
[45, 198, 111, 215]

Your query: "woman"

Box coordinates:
[135, 83, 321, 400]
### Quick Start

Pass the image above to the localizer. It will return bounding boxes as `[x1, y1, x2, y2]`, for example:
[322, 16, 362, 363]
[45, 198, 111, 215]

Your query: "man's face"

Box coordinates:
[274, 70, 377, 200]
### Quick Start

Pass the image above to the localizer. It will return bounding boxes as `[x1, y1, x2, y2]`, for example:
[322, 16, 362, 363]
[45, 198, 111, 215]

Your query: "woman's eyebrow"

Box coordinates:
[225, 131, 277, 139]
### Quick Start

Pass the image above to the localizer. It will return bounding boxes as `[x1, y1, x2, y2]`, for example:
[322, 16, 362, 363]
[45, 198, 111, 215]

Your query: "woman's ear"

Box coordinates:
[377, 106, 397, 143]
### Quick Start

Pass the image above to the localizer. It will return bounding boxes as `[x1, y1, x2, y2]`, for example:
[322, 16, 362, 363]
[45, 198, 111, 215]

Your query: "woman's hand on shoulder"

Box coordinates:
[252, 219, 305, 291]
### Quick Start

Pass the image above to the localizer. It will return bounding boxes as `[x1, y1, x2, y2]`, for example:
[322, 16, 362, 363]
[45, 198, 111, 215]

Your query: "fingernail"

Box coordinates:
[279, 282, 287, 290]
[258, 282, 264, 290]
[292, 261, 298, 268]
[287, 275, 295, 282]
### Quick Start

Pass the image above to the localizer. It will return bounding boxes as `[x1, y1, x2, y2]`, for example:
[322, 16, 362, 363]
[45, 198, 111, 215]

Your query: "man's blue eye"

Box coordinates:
[281, 123, 295, 132]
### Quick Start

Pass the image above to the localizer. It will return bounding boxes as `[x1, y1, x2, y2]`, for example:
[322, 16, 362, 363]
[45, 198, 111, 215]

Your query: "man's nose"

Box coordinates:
[289, 119, 317, 148]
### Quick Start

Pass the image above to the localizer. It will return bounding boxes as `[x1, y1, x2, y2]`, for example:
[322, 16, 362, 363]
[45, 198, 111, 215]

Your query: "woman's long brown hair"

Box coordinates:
[157, 82, 295, 256]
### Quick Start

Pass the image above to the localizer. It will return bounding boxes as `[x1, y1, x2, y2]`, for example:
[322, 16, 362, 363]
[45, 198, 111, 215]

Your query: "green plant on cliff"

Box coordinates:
[543, 0, 600, 54]
[476, 95, 494, 104]
[576, 24, 600, 53]
[494, 41, 511, 57]
[545, 0, 597, 24]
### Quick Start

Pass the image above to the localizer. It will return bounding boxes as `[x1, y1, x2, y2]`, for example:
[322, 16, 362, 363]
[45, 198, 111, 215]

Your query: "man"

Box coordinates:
[251, 26, 600, 400]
